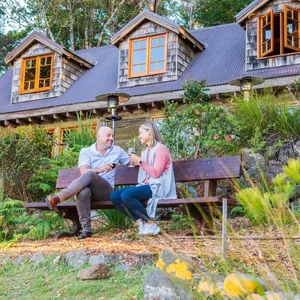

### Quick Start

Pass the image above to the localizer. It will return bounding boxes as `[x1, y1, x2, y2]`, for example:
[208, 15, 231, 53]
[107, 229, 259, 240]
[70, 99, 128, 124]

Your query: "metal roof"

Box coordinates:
[1, 21, 300, 115]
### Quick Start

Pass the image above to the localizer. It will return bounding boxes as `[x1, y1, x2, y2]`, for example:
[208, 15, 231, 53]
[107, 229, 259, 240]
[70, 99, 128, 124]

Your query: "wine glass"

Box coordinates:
[128, 147, 136, 167]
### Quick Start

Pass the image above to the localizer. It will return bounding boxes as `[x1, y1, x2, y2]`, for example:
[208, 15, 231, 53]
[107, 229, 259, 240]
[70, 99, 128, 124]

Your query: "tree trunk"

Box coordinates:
[68, 0, 75, 51]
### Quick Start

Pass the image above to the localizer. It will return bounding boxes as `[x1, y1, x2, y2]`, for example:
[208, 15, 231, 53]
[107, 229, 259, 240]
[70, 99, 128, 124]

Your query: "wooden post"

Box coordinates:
[222, 198, 227, 258]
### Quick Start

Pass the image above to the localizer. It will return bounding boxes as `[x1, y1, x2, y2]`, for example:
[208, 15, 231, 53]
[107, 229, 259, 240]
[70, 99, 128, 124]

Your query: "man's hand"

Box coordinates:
[80, 164, 114, 175]
[97, 164, 114, 173]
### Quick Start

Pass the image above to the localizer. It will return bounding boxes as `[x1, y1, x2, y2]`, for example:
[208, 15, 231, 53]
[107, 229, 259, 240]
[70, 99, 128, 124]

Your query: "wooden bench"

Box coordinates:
[25, 156, 241, 241]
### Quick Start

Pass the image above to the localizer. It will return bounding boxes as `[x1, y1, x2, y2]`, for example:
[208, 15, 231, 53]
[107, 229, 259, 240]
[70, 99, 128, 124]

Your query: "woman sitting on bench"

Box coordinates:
[110, 121, 177, 235]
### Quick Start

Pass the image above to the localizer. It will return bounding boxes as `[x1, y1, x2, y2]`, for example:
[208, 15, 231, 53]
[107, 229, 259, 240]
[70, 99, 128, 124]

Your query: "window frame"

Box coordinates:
[20, 53, 54, 94]
[259, 10, 274, 57]
[284, 5, 300, 51]
[128, 33, 167, 78]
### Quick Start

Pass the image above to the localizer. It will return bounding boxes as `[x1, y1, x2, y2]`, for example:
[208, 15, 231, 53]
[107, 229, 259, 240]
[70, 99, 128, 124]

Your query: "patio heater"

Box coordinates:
[95, 92, 130, 137]
[228, 76, 264, 101]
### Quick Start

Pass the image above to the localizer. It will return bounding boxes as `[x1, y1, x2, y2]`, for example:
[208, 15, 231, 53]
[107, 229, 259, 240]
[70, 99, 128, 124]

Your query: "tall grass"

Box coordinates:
[234, 93, 300, 149]
[63, 112, 97, 152]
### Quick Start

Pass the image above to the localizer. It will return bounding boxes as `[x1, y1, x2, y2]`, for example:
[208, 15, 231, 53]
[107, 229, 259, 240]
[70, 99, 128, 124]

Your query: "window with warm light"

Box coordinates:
[258, 5, 300, 58]
[20, 54, 54, 94]
[129, 34, 167, 77]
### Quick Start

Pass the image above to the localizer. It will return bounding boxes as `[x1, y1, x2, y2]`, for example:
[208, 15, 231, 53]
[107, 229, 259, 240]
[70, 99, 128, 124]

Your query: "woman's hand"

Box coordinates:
[129, 153, 142, 166]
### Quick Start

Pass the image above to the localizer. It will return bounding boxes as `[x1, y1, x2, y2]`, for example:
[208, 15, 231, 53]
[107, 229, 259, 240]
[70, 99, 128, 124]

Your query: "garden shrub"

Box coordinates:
[63, 112, 97, 152]
[0, 125, 52, 202]
[236, 158, 300, 225]
[0, 198, 65, 242]
[234, 93, 300, 151]
[159, 78, 239, 159]
[27, 150, 79, 202]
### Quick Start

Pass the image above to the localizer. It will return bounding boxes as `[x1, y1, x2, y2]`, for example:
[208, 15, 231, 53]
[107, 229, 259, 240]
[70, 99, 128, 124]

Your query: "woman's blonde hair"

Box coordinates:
[140, 122, 165, 148]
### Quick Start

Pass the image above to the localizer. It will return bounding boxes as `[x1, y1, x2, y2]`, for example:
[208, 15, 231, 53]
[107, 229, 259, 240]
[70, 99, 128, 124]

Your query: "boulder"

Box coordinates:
[156, 249, 193, 282]
[278, 144, 296, 164]
[197, 272, 225, 297]
[224, 273, 265, 298]
[144, 268, 191, 300]
[63, 250, 89, 268]
[77, 263, 110, 280]
[132, 253, 157, 267]
[242, 149, 265, 170]
[268, 160, 283, 181]
[294, 141, 300, 157]
[29, 252, 46, 264]
[88, 253, 121, 265]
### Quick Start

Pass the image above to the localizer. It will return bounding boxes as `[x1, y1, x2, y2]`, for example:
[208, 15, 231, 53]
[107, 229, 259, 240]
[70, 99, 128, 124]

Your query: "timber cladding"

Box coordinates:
[11, 42, 86, 103]
[246, 0, 300, 71]
[11, 42, 62, 103]
[117, 21, 196, 88]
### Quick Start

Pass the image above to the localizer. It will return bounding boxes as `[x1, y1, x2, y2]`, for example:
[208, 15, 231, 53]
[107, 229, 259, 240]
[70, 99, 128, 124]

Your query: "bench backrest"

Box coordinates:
[56, 156, 241, 189]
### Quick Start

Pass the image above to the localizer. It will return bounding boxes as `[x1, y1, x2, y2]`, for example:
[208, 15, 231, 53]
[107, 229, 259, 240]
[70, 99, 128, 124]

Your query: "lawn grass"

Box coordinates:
[0, 256, 151, 299]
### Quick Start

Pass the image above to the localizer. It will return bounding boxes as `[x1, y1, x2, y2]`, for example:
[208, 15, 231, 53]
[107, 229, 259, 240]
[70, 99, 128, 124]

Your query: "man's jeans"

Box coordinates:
[110, 185, 152, 222]
[57, 171, 112, 232]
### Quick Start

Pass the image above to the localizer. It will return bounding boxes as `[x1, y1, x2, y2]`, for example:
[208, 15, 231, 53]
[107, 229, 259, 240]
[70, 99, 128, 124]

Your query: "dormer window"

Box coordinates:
[258, 5, 300, 58]
[128, 33, 167, 78]
[20, 54, 53, 94]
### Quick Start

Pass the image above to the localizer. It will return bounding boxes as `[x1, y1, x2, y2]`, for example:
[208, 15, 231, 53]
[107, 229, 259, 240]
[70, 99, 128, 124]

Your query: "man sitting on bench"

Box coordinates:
[45, 126, 130, 239]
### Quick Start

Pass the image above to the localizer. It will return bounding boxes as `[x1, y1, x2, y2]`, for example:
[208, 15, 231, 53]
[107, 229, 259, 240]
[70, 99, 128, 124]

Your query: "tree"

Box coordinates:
[193, 0, 253, 27]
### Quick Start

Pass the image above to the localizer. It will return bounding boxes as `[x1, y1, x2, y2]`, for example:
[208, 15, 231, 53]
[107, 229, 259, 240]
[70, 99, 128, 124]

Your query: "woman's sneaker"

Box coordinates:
[143, 223, 160, 235]
[137, 221, 145, 234]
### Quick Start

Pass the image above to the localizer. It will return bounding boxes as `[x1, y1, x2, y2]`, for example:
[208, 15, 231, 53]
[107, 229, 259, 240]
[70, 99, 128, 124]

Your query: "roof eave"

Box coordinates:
[4, 34, 63, 65]
[235, 0, 269, 25]
[62, 49, 94, 69]
[179, 28, 204, 51]
[111, 12, 180, 46]
[4, 33, 94, 69]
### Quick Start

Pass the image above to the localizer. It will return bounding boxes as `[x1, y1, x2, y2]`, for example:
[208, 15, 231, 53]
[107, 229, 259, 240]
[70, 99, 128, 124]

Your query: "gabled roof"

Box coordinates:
[235, 0, 270, 24]
[111, 9, 204, 51]
[4, 31, 94, 68]
[1, 22, 300, 116]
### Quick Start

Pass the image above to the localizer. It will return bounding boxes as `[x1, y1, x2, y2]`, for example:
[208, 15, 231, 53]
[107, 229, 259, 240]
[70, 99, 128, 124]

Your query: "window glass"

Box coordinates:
[130, 34, 166, 77]
[133, 49, 146, 64]
[21, 55, 53, 93]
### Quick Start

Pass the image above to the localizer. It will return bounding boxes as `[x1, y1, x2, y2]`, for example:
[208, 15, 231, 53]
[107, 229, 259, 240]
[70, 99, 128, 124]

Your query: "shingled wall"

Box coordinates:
[118, 21, 196, 88]
[246, 0, 300, 71]
[11, 42, 85, 103]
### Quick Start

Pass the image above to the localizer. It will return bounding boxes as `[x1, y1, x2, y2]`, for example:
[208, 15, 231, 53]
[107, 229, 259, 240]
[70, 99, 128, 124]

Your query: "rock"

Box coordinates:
[278, 144, 296, 164]
[13, 256, 27, 265]
[294, 141, 300, 157]
[88, 254, 121, 265]
[63, 250, 89, 268]
[242, 149, 265, 170]
[246, 294, 265, 300]
[29, 252, 46, 264]
[216, 186, 229, 197]
[224, 273, 265, 298]
[52, 255, 62, 265]
[144, 268, 191, 300]
[1, 257, 11, 265]
[197, 272, 225, 297]
[156, 249, 193, 282]
[132, 253, 157, 267]
[268, 160, 283, 181]
[115, 264, 132, 272]
[77, 263, 110, 280]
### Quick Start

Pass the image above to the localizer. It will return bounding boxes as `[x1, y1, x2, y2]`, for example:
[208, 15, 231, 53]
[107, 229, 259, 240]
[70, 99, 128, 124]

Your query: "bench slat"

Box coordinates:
[25, 196, 222, 210]
[56, 156, 241, 189]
